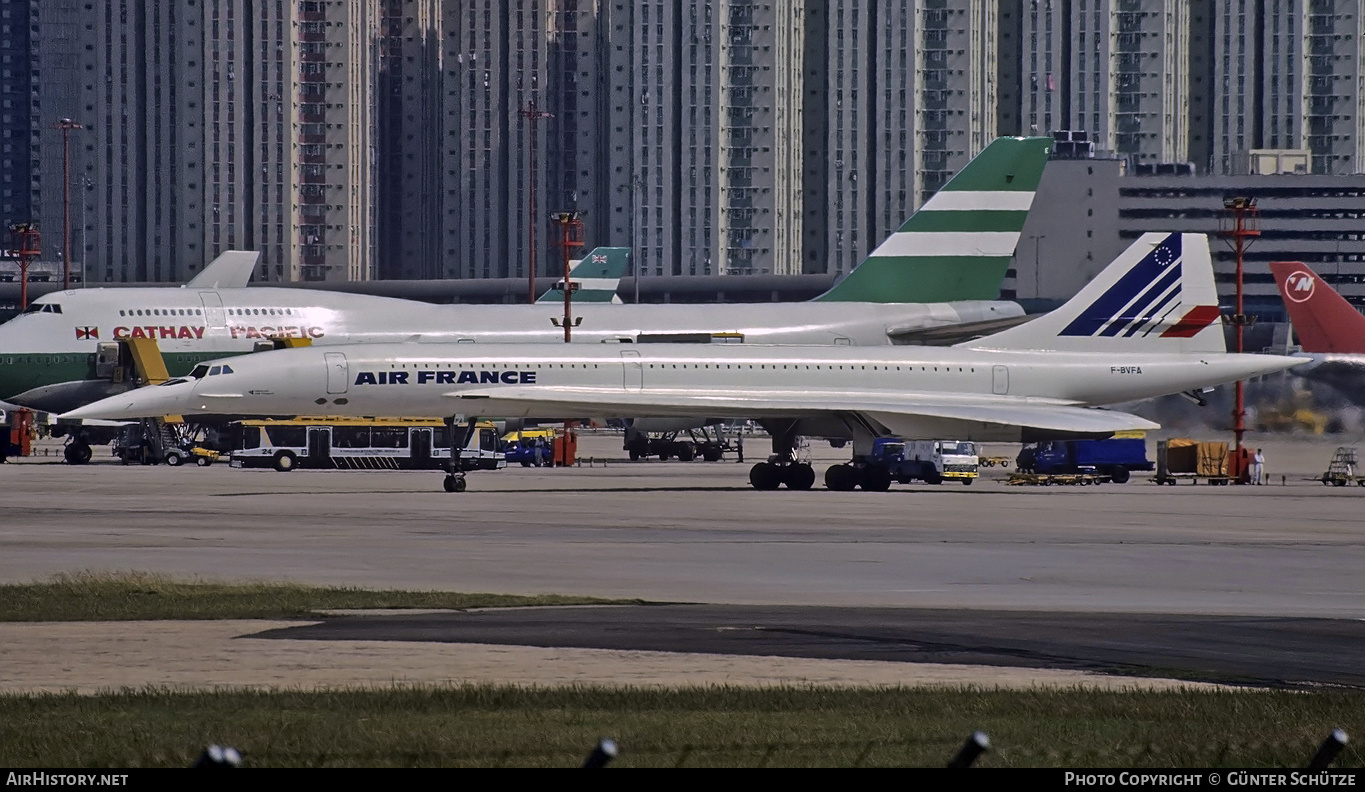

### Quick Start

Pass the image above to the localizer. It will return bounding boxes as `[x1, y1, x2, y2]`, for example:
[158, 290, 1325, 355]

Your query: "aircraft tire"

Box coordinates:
[783, 463, 815, 490]
[628, 448, 642, 461]
[860, 465, 892, 492]
[443, 475, 467, 493]
[824, 464, 858, 492]
[164, 451, 184, 467]
[702, 447, 723, 462]
[749, 462, 782, 490]
[64, 442, 92, 466]
[675, 443, 696, 462]
[272, 451, 297, 472]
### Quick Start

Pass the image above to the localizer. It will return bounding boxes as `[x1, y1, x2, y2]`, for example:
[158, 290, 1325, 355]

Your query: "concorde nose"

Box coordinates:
[59, 381, 196, 422]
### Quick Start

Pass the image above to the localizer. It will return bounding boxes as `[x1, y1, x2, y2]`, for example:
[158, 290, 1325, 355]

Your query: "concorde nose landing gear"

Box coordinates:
[824, 463, 892, 492]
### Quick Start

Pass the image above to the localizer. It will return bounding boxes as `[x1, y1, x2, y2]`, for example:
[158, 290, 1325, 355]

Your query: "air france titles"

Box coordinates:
[354, 369, 537, 386]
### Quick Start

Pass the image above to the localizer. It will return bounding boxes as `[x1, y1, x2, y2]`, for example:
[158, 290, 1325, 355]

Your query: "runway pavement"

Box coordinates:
[3, 432, 1364, 687]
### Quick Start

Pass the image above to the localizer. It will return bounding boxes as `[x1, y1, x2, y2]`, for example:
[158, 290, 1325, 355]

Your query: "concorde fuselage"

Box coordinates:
[0, 286, 1020, 412]
[71, 341, 1297, 426]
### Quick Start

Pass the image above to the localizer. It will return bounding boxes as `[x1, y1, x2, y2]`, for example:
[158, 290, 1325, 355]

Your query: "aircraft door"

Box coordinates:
[411, 428, 432, 464]
[325, 352, 348, 394]
[307, 427, 331, 463]
[620, 349, 643, 391]
[992, 365, 1009, 395]
[95, 342, 120, 379]
[199, 292, 226, 329]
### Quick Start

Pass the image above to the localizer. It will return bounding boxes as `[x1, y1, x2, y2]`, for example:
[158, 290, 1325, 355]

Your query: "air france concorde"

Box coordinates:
[0, 136, 1052, 428]
[66, 232, 1300, 492]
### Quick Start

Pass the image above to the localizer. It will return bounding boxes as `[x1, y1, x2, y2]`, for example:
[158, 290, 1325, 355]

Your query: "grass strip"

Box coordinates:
[0, 685, 1361, 767]
[0, 571, 629, 622]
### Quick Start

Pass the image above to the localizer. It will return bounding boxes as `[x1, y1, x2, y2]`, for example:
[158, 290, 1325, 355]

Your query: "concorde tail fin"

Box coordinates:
[964, 232, 1226, 354]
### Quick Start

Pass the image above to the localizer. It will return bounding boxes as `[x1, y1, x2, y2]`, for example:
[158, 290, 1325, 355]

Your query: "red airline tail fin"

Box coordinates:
[1270, 261, 1365, 354]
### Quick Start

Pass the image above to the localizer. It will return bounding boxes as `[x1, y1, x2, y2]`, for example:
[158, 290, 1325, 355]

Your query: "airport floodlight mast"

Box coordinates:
[519, 100, 553, 305]
[55, 118, 84, 290]
[1221, 196, 1260, 482]
[8, 222, 41, 311]
[550, 211, 585, 342]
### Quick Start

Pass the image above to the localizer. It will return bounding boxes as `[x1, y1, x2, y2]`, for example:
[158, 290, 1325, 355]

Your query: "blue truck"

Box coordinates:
[1016, 438, 1153, 483]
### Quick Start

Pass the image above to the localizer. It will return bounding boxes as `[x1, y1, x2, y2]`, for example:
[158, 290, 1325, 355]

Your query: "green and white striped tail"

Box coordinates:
[816, 136, 1052, 303]
[538, 247, 630, 304]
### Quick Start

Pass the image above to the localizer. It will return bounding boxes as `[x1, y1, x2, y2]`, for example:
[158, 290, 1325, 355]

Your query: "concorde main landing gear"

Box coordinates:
[747, 420, 815, 491]
[823, 462, 892, 492]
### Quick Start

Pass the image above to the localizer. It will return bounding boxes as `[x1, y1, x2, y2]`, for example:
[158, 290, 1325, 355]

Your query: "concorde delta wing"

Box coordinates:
[444, 386, 1156, 443]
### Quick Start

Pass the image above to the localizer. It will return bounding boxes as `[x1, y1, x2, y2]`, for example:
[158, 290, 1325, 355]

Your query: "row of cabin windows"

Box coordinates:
[381, 362, 977, 373]
[116, 307, 301, 317]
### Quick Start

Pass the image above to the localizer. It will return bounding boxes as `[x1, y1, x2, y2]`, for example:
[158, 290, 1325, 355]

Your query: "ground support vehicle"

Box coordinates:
[624, 424, 731, 462]
[979, 456, 1012, 468]
[1152, 439, 1231, 485]
[824, 438, 979, 491]
[0, 407, 36, 462]
[228, 418, 504, 474]
[1016, 438, 1151, 484]
[1320, 447, 1364, 486]
[503, 429, 556, 467]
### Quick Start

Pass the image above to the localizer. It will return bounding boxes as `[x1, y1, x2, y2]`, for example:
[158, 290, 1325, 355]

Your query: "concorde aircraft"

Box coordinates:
[65, 232, 1300, 491]
[2, 136, 1051, 462]
[1268, 261, 1365, 404]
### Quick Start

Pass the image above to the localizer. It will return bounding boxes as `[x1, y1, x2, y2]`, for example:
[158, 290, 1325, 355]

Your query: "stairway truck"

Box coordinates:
[862, 438, 979, 485]
[1026, 438, 1152, 483]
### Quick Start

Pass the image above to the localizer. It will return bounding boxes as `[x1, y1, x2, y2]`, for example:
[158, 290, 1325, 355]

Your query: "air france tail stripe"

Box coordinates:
[1099, 264, 1181, 337]
[920, 191, 1037, 212]
[1122, 283, 1182, 338]
[1159, 305, 1222, 338]
[1060, 234, 1182, 337]
[870, 231, 1020, 258]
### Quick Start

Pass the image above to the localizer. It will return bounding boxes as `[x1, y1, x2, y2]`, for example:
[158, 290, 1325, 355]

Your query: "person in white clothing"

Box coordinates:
[1251, 448, 1265, 485]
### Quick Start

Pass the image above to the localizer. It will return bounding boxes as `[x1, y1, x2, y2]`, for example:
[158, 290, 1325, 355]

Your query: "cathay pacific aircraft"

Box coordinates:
[67, 233, 1299, 491]
[2, 136, 1051, 455]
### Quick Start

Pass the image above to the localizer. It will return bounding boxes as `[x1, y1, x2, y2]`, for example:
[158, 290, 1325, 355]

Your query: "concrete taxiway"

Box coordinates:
[2, 432, 1364, 689]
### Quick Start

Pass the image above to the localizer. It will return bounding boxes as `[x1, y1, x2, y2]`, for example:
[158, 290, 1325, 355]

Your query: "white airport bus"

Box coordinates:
[228, 417, 504, 472]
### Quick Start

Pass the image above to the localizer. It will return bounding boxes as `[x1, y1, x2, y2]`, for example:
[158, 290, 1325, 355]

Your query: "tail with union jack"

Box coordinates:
[1269, 261, 1365, 354]
[537, 247, 630, 304]
[964, 232, 1226, 353]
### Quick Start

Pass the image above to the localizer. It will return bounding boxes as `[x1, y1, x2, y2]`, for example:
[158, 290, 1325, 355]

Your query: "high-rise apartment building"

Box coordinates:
[1002, 0, 1190, 166]
[1207, 0, 1364, 176]
[0, 0, 35, 234]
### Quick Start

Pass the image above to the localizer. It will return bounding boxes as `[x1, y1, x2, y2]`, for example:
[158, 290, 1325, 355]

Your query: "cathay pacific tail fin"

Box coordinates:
[187, 251, 261, 289]
[964, 232, 1225, 354]
[537, 247, 629, 304]
[816, 136, 1052, 304]
[1269, 261, 1365, 354]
